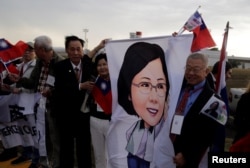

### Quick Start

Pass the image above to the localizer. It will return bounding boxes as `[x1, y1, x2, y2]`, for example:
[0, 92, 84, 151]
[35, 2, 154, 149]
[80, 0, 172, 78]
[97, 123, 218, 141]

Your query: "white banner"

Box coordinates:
[105, 34, 193, 168]
[0, 92, 40, 123]
[0, 92, 41, 149]
[0, 114, 37, 148]
[0, 94, 17, 122]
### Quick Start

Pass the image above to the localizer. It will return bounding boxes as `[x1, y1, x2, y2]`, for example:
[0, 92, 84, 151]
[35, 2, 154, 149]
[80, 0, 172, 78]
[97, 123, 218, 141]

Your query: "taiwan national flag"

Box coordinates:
[191, 18, 216, 52]
[0, 62, 19, 77]
[183, 11, 202, 32]
[91, 76, 112, 115]
[0, 38, 27, 63]
[0, 39, 27, 78]
[177, 10, 216, 52]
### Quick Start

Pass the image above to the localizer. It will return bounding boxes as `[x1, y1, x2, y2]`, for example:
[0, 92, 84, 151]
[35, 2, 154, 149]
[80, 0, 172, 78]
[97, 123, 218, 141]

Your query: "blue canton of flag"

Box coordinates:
[92, 76, 112, 115]
[95, 76, 111, 95]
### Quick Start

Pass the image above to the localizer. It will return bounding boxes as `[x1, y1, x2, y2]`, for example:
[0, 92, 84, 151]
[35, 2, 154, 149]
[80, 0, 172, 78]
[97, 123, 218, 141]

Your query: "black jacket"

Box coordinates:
[173, 81, 222, 168]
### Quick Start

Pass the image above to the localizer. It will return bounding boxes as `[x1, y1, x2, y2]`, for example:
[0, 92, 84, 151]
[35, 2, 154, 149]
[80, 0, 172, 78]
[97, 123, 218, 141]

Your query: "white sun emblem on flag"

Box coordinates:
[0, 41, 8, 49]
[101, 82, 107, 90]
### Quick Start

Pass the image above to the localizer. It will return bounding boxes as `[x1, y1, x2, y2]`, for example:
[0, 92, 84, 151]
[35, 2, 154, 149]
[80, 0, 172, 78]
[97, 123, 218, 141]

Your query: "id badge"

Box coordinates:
[171, 115, 184, 135]
[46, 75, 55, 86]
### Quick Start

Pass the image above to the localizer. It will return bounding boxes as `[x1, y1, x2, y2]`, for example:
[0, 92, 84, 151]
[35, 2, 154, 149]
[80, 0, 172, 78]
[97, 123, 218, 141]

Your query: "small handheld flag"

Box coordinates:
[176, 8, 216, 52]
[0, 39, 28, 78]
[92, 76, 112, 115]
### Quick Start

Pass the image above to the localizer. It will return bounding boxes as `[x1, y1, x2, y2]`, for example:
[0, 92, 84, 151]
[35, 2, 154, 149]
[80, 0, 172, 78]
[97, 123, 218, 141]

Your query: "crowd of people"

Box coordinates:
[0, 34, 249, 168]
[0, 35, 107, 168]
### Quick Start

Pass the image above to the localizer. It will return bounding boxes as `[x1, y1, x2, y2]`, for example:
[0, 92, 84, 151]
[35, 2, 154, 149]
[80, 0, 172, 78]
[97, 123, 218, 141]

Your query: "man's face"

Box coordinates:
[23, 47, 35, 62]
[34, 43, 53, 63]
[184, 58, 209, 85]
[66, 40, 83, 65]
[130, 58, 167, 128]
[226, 69, 232, 80]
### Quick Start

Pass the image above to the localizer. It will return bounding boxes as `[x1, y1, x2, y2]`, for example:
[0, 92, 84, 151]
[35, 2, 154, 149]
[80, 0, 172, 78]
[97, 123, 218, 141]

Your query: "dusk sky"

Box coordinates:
[1, 0, 250, 57]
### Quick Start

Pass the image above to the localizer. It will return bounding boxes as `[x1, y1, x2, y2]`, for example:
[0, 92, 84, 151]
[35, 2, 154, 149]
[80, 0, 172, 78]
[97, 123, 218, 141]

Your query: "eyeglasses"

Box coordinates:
[132, 82, 167, 97]
[185, 66, 204, 73]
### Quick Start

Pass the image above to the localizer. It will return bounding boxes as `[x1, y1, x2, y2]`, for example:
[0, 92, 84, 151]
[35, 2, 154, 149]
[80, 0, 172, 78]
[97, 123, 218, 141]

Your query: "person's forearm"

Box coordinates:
[17, 77, 35, 90]
[88, 39, 106, 58]
[88, 46, 101, 58]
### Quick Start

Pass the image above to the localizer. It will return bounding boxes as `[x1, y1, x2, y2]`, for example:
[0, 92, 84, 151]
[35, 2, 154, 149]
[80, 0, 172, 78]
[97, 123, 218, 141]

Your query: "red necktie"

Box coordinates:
[74, 67, 80, 82]
[170, 86, 192, 142]
[175, 86, 191, 115]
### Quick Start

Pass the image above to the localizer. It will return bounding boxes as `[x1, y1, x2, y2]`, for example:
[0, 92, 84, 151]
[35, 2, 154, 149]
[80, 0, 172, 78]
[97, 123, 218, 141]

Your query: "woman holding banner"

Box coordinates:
[90, 53, 112, 168]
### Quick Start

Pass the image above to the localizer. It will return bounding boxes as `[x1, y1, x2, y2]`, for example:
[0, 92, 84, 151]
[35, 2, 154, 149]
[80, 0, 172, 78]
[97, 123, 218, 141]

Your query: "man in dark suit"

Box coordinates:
[54, 35, 104, 168]
[170, 53, 227, 168]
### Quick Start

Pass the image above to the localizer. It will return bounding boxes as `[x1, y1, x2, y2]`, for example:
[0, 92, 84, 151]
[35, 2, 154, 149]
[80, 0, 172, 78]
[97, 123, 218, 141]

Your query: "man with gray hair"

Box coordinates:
[9, 35, 64, 168]
[169, 53, 227, 168]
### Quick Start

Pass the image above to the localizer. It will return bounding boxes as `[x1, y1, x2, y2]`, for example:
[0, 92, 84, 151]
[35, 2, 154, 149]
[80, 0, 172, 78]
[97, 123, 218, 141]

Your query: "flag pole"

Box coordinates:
[215, 21, 230, 94]
[196, 5, 201, 11]
[211, 22, 230, 153]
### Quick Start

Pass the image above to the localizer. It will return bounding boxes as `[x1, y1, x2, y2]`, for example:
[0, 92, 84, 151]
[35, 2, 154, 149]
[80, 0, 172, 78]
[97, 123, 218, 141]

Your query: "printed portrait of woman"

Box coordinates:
[204, 101, 219, 119]
[117, 42, 170, 168]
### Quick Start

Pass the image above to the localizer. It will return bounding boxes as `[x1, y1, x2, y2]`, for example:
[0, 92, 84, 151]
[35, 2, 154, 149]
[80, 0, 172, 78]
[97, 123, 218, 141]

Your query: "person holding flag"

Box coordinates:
[0, 38, 28, 162]
[0, 42, 40, 167]
[90, 53, 112, 168]
[8, 36, 64, 168]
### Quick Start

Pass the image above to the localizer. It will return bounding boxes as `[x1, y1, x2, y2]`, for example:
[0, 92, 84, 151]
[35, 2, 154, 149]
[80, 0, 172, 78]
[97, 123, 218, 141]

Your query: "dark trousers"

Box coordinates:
[58, 112, 91, 168]
[210, 124, 226, 152]
[127, 153, 150, 168]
